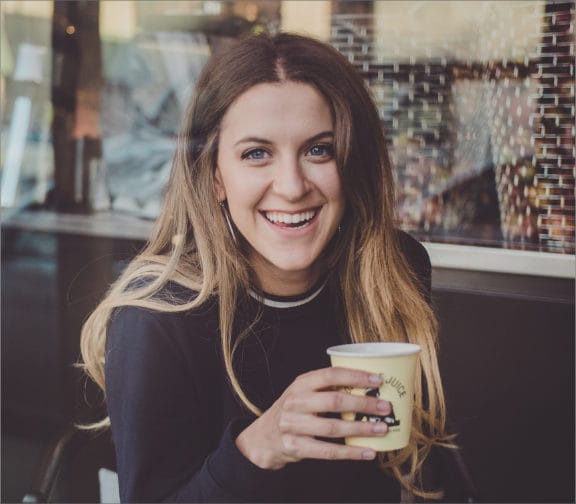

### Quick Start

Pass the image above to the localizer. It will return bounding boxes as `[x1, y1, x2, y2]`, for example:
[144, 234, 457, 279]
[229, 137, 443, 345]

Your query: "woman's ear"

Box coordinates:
[214, 166, 226, 202]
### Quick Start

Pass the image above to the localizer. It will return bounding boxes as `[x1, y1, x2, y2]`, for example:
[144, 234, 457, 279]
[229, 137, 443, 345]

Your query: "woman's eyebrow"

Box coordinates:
[306, 131, 334, 143]
[234, 131, 334, 147]
[234, 136, 273, 147]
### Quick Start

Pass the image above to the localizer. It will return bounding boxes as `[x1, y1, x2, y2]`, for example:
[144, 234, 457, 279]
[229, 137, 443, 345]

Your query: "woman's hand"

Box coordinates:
[235, 367, 391, 470]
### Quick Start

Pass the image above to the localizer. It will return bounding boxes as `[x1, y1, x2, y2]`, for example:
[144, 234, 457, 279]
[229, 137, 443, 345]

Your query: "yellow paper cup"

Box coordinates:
[327, 342, 421, 452]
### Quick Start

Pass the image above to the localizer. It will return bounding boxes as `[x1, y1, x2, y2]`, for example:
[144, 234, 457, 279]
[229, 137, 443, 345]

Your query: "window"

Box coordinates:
[2, 0, 574, 259]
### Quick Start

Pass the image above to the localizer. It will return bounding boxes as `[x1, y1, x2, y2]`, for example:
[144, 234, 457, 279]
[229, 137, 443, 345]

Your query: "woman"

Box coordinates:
[81, 32, 454, 502]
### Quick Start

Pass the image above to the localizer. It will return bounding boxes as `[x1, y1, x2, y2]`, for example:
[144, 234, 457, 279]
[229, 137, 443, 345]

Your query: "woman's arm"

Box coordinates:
[105, 306, 281, 502]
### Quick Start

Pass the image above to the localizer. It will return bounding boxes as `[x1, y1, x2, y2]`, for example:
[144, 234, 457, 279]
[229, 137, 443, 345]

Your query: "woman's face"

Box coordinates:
[215, 81, 345, 296]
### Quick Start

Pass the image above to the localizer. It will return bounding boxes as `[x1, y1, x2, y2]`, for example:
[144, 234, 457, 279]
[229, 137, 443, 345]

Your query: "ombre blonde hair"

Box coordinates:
[80, 32, 454, 499]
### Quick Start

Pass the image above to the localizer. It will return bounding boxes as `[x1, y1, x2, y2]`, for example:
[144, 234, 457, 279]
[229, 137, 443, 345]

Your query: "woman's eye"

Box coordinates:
[241, 148, 268, 160]
[307, 144, 334, 158]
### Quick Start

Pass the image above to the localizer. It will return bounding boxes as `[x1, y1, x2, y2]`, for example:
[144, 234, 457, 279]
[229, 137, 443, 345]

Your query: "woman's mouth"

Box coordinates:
[261, 208, 320, 229]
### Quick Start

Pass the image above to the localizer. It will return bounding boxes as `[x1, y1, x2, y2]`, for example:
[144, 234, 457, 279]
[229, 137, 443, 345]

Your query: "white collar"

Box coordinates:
[248, 280, 327, 309]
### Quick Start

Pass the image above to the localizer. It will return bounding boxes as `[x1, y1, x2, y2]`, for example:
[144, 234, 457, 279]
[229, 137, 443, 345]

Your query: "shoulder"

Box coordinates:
[396, 230, 432, 300]
[105, 295, 219, 368]
[105, 308, 178, 369]
[104, 300, 221, 410]
[126, 277, 201, 304]
[396, 230, 431, 271]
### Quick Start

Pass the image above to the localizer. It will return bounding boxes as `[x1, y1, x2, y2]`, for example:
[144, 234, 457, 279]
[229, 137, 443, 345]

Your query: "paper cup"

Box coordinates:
[326, 342, 421, 452]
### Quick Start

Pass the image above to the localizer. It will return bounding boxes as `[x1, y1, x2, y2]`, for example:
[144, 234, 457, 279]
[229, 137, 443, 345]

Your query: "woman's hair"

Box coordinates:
[81, 32, 453, 499]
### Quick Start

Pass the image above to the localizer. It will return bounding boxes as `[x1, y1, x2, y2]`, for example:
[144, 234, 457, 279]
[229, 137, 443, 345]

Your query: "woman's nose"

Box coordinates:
[272, 156, 310, 202]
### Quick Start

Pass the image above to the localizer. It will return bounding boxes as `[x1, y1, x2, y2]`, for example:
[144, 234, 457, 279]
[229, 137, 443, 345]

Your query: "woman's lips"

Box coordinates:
[260, 208, 320, 229]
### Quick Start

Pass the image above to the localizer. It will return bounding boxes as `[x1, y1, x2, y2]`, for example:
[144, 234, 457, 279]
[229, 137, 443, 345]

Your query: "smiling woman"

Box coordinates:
[215, 82, 344, 295]
[79, 32, 458, 503]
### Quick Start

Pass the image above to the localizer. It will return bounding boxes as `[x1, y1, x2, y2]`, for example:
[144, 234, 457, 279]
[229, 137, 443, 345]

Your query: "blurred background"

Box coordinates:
[1, 1, 574, 502]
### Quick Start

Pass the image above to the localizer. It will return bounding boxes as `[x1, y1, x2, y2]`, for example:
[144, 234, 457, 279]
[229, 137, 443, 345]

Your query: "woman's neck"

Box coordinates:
[252, 264, 323, 297]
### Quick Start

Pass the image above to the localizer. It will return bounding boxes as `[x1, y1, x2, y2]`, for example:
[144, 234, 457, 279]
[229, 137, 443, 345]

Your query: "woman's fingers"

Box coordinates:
[280, 434, 378, 462]
[293, 366, 382, 392]
[280, 412, 389, 439]
[284, 390, 391, 417]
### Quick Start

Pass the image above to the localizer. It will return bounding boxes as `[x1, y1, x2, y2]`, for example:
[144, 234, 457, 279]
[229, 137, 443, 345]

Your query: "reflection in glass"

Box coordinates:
[0, 1, 53, 210]
[331, 0, 574, 253]
[3, 0, 572, 255]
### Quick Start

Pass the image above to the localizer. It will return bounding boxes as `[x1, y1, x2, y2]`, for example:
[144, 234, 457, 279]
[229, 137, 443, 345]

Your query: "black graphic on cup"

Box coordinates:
[354, 387, 400, 426]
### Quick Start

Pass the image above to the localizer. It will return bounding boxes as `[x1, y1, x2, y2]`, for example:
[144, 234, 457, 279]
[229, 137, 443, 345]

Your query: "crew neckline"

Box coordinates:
[248, 279, 327, 309]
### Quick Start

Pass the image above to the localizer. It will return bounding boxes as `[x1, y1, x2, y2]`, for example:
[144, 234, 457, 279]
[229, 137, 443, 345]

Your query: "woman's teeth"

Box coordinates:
[264, 210, 317, 228]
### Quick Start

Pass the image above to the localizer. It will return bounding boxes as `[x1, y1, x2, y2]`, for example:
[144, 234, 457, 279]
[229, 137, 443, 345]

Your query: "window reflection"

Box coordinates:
[1, 1, 53, 209]
[1, 0, 574, 255]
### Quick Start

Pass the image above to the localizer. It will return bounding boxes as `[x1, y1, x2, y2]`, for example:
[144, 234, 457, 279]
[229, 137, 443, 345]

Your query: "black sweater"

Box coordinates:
[105, 232, 432, 503]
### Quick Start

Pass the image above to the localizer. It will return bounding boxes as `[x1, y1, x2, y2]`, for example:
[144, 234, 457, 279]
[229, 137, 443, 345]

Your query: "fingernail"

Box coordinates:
[372, 423, 387, 434]
[368, 374, 382, 385]
[377, 400, 390, 412]
[362, 450, 376, 459]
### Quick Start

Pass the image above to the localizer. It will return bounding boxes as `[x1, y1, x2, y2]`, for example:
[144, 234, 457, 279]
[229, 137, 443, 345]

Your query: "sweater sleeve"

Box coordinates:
[104, 306, 281, 503]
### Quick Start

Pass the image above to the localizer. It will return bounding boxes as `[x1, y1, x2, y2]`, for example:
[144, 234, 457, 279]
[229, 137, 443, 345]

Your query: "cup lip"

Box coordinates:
[326, 342, 421, 357]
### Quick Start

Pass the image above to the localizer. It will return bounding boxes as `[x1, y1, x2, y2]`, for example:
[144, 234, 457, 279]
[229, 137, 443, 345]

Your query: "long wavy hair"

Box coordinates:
[80, 32, 453, 499]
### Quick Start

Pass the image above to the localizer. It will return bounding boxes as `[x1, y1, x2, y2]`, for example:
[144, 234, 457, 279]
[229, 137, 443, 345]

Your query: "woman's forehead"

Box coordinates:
[219, 82, 333, 143]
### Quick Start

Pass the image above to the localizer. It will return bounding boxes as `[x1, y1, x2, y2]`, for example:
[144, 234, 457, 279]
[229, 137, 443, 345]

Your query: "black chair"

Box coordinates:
[426, 444, 479, 503]
[22, 425, 117, 503]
